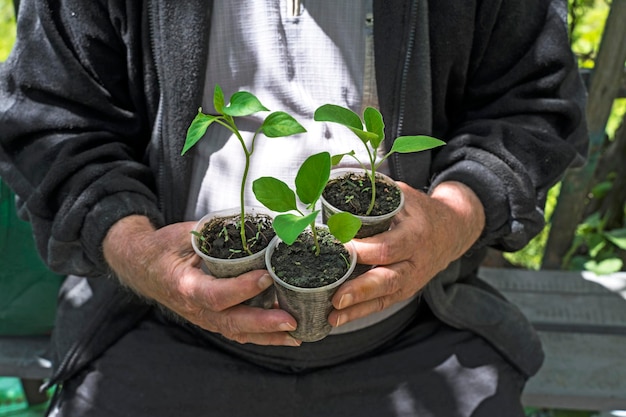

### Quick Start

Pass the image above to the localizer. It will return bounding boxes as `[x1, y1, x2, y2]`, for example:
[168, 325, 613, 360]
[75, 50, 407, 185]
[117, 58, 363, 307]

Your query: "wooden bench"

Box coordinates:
[0, 335, 52, 406]
[479, 266, 626, 411]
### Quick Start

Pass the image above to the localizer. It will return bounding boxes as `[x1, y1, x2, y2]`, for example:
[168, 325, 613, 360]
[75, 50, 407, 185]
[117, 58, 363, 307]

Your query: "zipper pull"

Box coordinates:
[286, 0, 302, 17]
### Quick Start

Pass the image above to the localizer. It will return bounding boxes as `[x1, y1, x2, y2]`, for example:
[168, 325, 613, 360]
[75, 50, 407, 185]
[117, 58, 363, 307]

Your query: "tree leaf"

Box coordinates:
[363, 107, 385, 149]
[252, 177, 298, 213]
[261, 111, 307, 137]
[222, 91, 269, 117]
[390, 135, 446, 154]
[327, 212, 362, 243]
[181, 110, 219, 155]
[273, 211, 319, 245]
[584, 258, 623, 275]
[295, 152, 331, 206]
[314, 104, 363, 130]
[604, 228, 626, 250]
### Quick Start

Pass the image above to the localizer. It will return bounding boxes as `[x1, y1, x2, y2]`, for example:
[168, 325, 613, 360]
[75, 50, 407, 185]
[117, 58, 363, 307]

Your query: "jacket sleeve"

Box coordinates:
[0, 0, 164, 277]
[429, 0, 588, 251]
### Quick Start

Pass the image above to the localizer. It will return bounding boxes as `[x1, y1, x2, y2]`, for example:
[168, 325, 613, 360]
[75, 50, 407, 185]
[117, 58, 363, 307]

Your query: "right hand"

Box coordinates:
[102, 215, 300, 346]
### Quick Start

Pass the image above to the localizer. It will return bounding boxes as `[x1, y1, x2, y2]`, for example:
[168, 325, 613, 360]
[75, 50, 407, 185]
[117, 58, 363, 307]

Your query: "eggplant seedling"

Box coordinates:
[314, 104, 445, 215]
[182, 85, 306, 254]
[252, 151, 361, 255]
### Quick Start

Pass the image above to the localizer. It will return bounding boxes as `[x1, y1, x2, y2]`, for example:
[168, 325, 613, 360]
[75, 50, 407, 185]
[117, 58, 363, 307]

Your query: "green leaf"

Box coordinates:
[222, 91, 269, 117]
[390, 135, 446, 154]
[181, 110, 219, 155]
[591, 180, 613, 199]
[252, 177, 298, 213]
[327, 212, 362, 243]
[273, 211, 319, 245]
[363, 107, 385, 149]
[213, 85, 225, 114]
[331, 151, 355, 166]
[604, 228, 626, 250]
[261, 111, 307, 138]
[314, 104, 363, 130]
[348, 127, 380, 144]
[295, 152, 331, 206]
[587, 232, 606, 258]
[584, 258, 623, 275]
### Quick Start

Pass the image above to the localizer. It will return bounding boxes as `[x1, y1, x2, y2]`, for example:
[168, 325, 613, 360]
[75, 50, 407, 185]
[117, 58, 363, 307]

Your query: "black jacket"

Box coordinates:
[0, 0, 587, 384]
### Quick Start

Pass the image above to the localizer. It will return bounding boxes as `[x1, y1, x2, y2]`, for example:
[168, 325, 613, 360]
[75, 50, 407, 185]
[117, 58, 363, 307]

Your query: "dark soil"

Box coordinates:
[271, 229, 351, 288]
[195, 213, 275, 259]
[323, 172, 401, 216]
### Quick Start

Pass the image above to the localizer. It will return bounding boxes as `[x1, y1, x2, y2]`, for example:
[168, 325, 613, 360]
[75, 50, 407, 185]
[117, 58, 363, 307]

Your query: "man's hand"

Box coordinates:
[103, 215, 300, 346]
[328, 181, 485, 327]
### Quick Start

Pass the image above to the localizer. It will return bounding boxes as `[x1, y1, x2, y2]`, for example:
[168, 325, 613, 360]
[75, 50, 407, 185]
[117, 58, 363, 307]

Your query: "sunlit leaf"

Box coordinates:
[604, 228, 626, 250]
[363, 107, 385, 149]
[584, 258, 623, 275]
[390, 136, 446, 154]
[181, 110, 219, 155]
[273, 211, 319, 245]
[261, 111, 306, 137]
[327, 212, 362, 243]
[314, 104, 362, 130]
[213, 85, 225, 114]
[252, 177, 297, 213]
[295, 152, 330, 206]
[222, 91, 269, 117]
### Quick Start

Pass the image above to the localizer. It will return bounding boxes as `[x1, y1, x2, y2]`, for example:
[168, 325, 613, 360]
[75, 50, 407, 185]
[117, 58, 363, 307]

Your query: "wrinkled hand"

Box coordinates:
[328, 181, 485, 328]
[103, 215, 300, 346]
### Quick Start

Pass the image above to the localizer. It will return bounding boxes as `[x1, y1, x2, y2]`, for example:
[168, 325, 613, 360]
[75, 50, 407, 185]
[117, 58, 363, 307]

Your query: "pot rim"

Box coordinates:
[191, 206, 274, 264]
[265, 226, 358, 293]
[321, 167, 405, 220]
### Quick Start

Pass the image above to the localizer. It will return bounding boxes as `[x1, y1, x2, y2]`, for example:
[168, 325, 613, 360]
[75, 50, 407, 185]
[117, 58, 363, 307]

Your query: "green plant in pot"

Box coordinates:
[313, 104, 445, 238]
[252, 151, 362, 342]
[182, 84, 306, 308]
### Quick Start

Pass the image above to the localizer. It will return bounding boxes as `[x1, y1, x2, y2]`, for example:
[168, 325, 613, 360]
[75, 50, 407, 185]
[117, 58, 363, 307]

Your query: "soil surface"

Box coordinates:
[323, 172, 401, 216]
[271, 229, 351, 288]
[195, 213, 275, 259]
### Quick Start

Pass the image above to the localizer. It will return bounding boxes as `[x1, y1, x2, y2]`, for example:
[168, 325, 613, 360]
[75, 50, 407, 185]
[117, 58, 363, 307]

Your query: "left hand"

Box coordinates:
[328, 180, 485, 328]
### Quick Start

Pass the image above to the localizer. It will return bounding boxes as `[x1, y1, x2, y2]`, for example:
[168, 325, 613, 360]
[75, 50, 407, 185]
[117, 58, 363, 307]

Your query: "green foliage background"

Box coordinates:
[0, 0, 15, 61]
[504, 0, 626, 274]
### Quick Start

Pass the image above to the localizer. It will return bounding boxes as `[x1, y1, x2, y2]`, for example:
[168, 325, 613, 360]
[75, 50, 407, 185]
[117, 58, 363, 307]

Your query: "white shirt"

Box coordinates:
[186, 1, 415, 334]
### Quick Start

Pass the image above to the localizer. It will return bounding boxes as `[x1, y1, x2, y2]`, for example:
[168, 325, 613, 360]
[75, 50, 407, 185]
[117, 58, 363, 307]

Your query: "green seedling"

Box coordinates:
[313, 104, 446, 215]
[182, 85, 306, 254]
[252, 152, 362, 256]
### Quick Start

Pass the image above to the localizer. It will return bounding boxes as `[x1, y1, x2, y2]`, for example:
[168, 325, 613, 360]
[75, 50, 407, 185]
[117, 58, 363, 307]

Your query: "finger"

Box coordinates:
[230, 331, 302, 347]
[328, 295, 400, 328]
[351, 227, 413, 266]
[190, 268, 276, 311]
[201, 303, 299, 339]
[331, 265, 406, 310]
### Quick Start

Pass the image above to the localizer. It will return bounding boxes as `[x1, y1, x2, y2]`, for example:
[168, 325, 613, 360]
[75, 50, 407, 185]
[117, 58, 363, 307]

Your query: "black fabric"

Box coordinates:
[170, 296, 420, 373]
[50, 307, 527, 417]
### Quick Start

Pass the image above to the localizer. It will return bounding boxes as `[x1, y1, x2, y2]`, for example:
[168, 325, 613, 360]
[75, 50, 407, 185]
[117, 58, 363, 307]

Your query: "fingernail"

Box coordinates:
[279, 322, 297, 332]
[258, 274, 273, 289]
[337, 293, 353, 309]
[285, 336, 301, 347]
[335, 313, 347, 327]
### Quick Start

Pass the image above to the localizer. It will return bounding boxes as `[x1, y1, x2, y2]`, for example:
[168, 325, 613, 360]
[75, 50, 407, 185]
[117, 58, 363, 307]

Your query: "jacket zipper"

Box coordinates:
[147, 1, 171, 222]
[392, 0, 420, 181]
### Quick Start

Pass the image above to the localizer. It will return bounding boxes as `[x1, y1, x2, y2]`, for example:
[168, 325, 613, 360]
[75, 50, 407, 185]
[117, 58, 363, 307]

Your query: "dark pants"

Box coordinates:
[49, 304, 528, 417]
